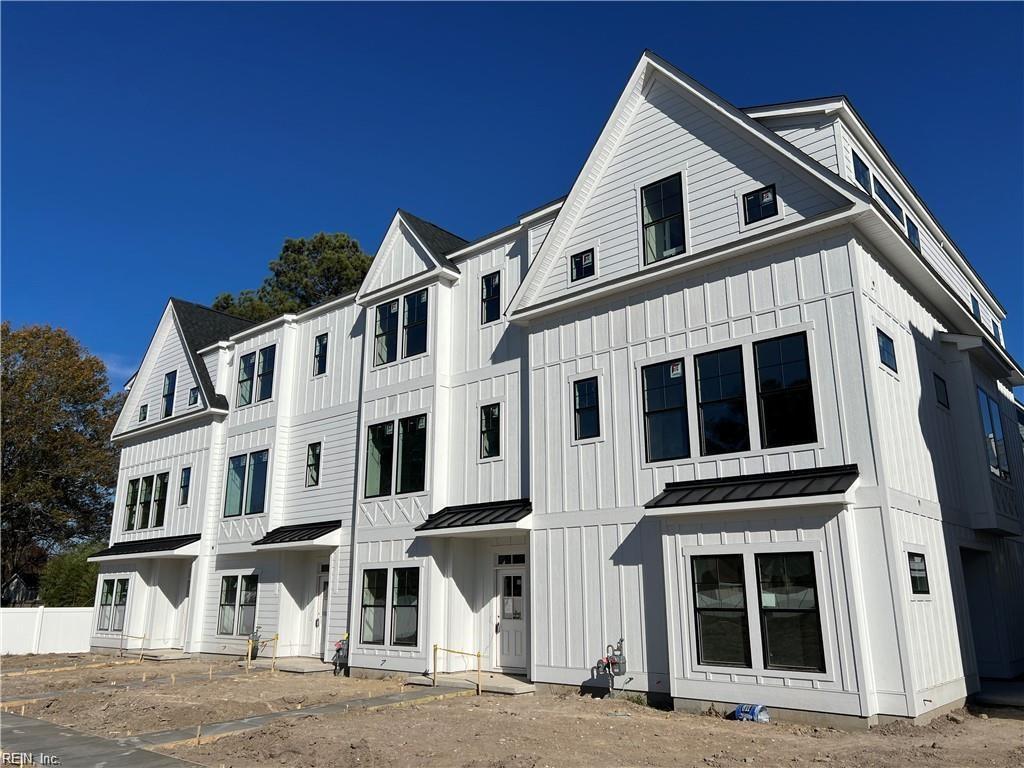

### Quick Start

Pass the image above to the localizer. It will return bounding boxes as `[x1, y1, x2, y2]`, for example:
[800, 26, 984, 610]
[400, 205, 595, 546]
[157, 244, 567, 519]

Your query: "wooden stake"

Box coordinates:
[209, 665, 213, 680]
[171, 673, 176, 686]
[21, 705, 25, 715]
[142, 672, 147, 682]
[195, 724, 202, 746]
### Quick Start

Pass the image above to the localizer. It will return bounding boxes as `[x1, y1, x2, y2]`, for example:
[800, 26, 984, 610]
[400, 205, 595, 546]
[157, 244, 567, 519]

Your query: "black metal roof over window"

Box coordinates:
[645, 465, 859, 510]
[91, 533, 202, 559]
[253, 520, 343, 547]
[415, 499, 532, 532]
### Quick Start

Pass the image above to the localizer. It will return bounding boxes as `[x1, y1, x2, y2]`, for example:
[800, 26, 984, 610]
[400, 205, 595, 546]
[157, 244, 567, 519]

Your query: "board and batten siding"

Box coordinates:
[532, 72, 846, 304]
[362, 221, 439, 296]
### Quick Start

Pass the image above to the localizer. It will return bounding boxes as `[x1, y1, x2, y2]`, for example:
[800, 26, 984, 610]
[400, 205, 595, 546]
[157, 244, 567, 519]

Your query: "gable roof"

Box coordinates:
[169, 299, 255, 410]
[509, 50, 869, 317]
[398, 209, 468, 264]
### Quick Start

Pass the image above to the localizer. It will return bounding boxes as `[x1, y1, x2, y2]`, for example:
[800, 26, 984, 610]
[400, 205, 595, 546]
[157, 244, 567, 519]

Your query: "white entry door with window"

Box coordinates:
[312, 573, 330, 657]
[496, 568, 526, 670]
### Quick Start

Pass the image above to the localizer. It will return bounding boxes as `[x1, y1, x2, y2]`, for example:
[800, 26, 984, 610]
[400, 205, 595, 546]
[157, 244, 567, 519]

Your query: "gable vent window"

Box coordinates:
[188, 387, 199, 406]
[162, 371, 176, 418]
[906, 218, 921, 251]
[977, 387, 1010, 480]
[313, 332, 329, 377]
[696, 346, 749, 456]
[569, 249, 595, 282]
[403, 289, 428, 358]
[872, 177, 904, 223]
[256, 345, 276, 402]
[877, 329, 898, 372]
[374, 301, 399, 366]
[642, 359, 689, 462]
[138, 404, 148, 422]
[641, 174, 685, 264]
[852, 151, 871, 193]
[573, 377, 600, 440]
[754, 333, 816, 449]
[934, 374, 949, 409]
[481, 272, 501, 324]
[907, 552, 930, 595]
[742, 185, 779, 226]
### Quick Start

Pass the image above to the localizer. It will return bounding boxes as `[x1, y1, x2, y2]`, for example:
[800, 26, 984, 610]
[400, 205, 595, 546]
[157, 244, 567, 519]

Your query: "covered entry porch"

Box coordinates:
[415, 499, 532, 676]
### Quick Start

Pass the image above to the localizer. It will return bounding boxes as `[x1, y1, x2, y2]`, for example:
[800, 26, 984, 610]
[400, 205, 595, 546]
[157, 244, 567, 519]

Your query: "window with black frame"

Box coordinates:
[642, 359, 688, 461]
[245, 450, 269, 515]
[111, 578, 129, 632]
[139, 404, 148, 422]
[365, 422, 395, 498]
[696, 347, 749, 455]
[570, 249, 595, 282]
[641, 174, 685, 264]
[237, 575, 258, 636]
[978, 387, 1010, 480]
[152, 472, 169, 527]
[97, 579, 114, 631]
[852, 151, 871, 193]
[481, 272, 501, 324]
[179, 467, 191, 506]
[692, 555, 750, 667]
[313, 332, 329, 376]
[391, 568, 419, 646]
[162, 371, 176, 418]
[138, 475, 154, 529]
[403, 289, 428, 358]
[480, 403, 501, 459]
[306, 442, 322, 487]
[217, 576, 238, 635]
[877, 329, 898, 372]
[188, 386, 200, 406]
[742, 185, 778, 225]
[256, 346, 276, 401]
[237, 351, 256, 406]
[907, 552, 930, 595]
[374, 301, 399, 366]
[124, 478, 140, 530]
[906, 219, 921, 251]
[873, 177, 904, 222]
[360, 569, 387, 644]
[755, 552, 825, 672]
[573, 377, 600, 440]
[397, 415, 427, 494]
[754, 333, 816, 448]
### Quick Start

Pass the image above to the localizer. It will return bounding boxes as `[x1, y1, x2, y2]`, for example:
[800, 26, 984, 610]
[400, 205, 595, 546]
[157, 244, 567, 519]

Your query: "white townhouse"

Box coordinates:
[90, 51, 1024, 725]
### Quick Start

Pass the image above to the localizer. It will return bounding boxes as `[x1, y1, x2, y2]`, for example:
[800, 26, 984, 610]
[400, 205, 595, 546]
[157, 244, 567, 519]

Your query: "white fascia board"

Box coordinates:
[87, 541, 201, 563]
[445, 224, 522, 262]
[356, 267, 456, 308]
[518, 200, 564, 225]
[112, 407, 226, 444]
[413, 518, 532, 539]
[510, 205, 862, 323]
[224, 313, 297, 344]
[743, 98, 847, 120]
[644, 494, 851, 517]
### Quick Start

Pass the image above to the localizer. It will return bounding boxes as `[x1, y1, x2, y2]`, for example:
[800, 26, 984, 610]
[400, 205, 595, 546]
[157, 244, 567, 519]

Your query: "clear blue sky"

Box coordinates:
[3, 2, 1022, 387]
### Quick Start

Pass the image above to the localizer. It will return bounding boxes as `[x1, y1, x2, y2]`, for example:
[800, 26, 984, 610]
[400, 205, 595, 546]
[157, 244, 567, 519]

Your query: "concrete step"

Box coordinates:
[405, 671, 535, 695]
[141, 650, 191, 662]
[237, 657, 334, 674]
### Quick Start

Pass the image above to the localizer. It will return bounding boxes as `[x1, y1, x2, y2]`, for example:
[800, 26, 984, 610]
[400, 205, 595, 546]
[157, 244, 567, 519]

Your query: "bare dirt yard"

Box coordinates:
[168, 691, 1024, 768]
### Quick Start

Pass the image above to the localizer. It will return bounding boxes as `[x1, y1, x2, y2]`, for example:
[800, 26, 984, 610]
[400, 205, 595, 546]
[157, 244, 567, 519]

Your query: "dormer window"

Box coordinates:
[641, 174, 685, 264]
[188, 387, 200, 406]
[570, 249, 595, 282]
[139, 404, 148, 422]
[374, 301, 399, 366]
[742, 185, 779, 225]
[403, 290, 428, 358]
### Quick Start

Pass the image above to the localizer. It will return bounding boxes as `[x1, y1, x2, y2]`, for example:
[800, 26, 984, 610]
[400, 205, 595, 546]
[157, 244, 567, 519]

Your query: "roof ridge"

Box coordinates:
[398, 209, 469, 245]
[169, 297, 258, 326]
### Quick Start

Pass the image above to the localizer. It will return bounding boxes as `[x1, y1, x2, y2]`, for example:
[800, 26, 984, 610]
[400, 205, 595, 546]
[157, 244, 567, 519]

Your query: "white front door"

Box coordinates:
[496, 568, 526, 670]
[313, 574, 329, 657]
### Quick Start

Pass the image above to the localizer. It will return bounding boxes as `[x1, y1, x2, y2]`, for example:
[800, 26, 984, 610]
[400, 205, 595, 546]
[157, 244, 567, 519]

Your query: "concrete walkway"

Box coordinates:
[0, 712, 196, 767]
[405, 670, 535, 695]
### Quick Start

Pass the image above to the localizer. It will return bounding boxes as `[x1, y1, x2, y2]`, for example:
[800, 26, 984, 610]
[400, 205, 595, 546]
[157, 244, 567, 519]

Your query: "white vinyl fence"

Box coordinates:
[1, 607, 93, 655]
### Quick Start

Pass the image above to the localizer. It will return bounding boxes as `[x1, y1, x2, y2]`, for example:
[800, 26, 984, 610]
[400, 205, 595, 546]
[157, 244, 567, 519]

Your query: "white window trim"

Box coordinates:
[361, 411, 431, 500]
[480, 268, 504, 328]
[632, 349, 694, 468]
[477, 395, 506, 465]
[305, 439, 326, 489]
[94, 574, 132, 635]
[564, 239, 601, 290]
[679, 540, 836, 684]
[635, 164, 691, 270]
[874, 323, 900, 381]
[567, 368, 607, 447]
[735, 183, 786, 234]
[216, 570, 260, 637]
[312, 331, 330, 379]
[187, 386, 201, 409]
[223, 448, 272, 518]
[233, 344, 278, 409]
[124, 472, 171, 532]
[902, 544, 934, 604]
[178, 465, 192, 508]
[371, 288, 432, 369]
[354, 561, 424, 653]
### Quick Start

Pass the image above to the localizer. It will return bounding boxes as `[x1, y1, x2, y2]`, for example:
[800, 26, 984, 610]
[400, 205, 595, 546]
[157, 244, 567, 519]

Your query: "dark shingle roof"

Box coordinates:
[645, 465, 859, 509]
[170, 299, 256, 410]
[415, 499, 532, 532]
[398, 209, 469, 269]
[91, 533, 202, 559]
[252, 520, 343, 547]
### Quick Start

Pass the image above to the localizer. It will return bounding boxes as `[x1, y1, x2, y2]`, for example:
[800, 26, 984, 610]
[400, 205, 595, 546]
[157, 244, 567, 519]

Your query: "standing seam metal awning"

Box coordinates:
[645, 465, 859, 511]
[88, 533, 202, 562]
[252, 520, 343, 549]
[415, 499, 532, 533]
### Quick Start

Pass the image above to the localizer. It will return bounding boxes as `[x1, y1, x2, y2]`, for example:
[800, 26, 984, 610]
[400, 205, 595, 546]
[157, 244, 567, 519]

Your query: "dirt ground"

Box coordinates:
[168, 691, 1024, 768]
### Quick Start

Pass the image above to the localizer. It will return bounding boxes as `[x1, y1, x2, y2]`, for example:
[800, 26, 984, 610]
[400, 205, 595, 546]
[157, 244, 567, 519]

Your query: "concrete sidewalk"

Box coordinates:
[0, 712, 196, 767]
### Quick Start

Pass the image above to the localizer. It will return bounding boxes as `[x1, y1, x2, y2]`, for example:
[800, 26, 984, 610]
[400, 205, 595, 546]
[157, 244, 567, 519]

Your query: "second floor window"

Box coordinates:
[179, 466, 191, 506]
[403, 290, 428, 358]
[125, 478, 140, 530]
[306, 442, 322, 487]
[237, 352, 256, 406]
[852, 150, 871, 193]
[908, 552, 930, 595]
[481, 272, 501, 324]
[256, 346, 276, 401]
[162, 371, 176, 418]
[152, 472, 168, 527]
[374, 301, 399, 366]
[313, 333, 329, 376]
[641, 173, 685, 264]
[906, 218, 921, 251]
[124, 472, 168, 530]
[754, 333, 816, 449]
[365, 422, 394, 498]
[138, 475, 154, 528]
[397, 415, 427, 494]
[696, 346, 749, 456]
[480, 403, 501, 459]
[642, 359, 688, 462]
[978, 387, 1010, 480]
[573, 377, 600, 440]
[873, 177, 904, 223]
[224, 450, 269, 517]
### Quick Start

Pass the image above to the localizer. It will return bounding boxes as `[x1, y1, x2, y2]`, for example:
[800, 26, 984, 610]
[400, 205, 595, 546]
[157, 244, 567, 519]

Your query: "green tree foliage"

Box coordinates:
[1, 322, 124, 583]
[39, 541, 104, 606]
[212, 232, 372, 322]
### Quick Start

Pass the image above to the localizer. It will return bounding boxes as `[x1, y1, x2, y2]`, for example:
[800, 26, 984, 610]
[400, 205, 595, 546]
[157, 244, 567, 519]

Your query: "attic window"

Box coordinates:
[906, 219, 921, 251]
[641, 174, 685, 264]
[188, 387, 200, 406]
[139, 404, 148, 422]
[852, 151, 871, 193]
[570, 249, 595, 282]
[872, 177, 904, 223]
[971, 295, 981, 320]
[742, 185, 779, 225]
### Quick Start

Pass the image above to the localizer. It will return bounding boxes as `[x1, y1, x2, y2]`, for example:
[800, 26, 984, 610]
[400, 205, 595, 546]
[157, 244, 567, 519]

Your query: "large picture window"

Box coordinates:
[397, 415, 427, 494]
[365, 423, 394, 498]
[237, 351, 256, 406]
[480, 403, 501, 459]
[162, 371, 176, 418]
[573, 377, 600, 440]
[978, 387, 1010, 480]
[223, 451, 269, 517]
[391, 568, 419, 646]
[756, 552, 825, 673]
[754, 333, 816, 448]
[374, 301, 399, 366]
[481, 272, 501, 324]
[692, 555, 750, 667]
[641, 174, 685, 264]
[217, 574, 259, 636]
[256, 345, 276, 402]
[403, 289, 428, 358]
[360, 569, 387, 645]
[696, 346, 749, 455]
[642, 359, 688, 462]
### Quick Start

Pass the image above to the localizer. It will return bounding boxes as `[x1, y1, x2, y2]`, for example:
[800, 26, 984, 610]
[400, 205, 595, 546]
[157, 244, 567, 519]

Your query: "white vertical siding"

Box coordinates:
[362, 222, 438, 295]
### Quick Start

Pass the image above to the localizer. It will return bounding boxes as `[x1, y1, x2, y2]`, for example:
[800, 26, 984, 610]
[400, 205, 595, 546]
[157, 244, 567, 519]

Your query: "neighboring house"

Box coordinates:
[89, 51, 1024, 724]
[1, 573, 40, 606]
